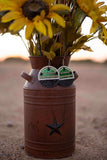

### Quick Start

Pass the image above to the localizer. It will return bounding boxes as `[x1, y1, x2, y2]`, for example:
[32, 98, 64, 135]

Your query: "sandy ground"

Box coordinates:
[0, 60, 107, 160]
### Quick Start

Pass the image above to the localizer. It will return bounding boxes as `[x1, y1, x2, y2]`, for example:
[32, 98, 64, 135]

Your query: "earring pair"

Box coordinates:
[38, 65, 74, 88]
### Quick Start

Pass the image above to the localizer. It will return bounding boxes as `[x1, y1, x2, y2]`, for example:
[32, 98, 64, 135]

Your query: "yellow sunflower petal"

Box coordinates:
[77, 0, 91, 12]
[0, 0, 18, 11]
[96, 2, 105, 8]
[51, 4, 70, 11]
[2, 11, 22, 23]
[43, 0, 55, 5]
[34, 18, 47, 36]
[88, 10, 98, 22]
[9, 18, 26, 32]
[99, 5, 107, 14]
[1, 0, 27, 7]
[13, 0, 28, 6]
[0, 0, 27, 11]
[49, 12, 65, 28]
[98, 16, 107, 22]
[25, 22, 34, 40]
[40, 10, 45, 19]
[43, 19, 53, 38]
[90, 21, 99, 34]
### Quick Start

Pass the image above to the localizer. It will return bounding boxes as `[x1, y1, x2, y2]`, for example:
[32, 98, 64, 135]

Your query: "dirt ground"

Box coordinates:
[0, 60, 107, 160]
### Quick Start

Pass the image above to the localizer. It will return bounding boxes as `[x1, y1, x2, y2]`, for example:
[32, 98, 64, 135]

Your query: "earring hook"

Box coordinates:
[48, 59, 51, 66]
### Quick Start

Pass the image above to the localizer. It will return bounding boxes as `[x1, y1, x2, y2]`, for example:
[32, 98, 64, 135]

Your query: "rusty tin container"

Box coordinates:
[21, 56, 78, 159]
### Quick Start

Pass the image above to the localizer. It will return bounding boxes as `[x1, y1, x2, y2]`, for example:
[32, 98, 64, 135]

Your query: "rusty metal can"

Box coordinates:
[21, 56, 77, 159]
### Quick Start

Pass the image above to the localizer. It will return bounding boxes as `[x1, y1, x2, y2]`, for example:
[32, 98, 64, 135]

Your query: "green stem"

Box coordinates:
[18, 33, 29, 54]
[37, 33, 42, 56]
[87, 36, 98, 42]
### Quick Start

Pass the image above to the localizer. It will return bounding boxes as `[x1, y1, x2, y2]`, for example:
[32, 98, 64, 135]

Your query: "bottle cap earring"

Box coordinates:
[38, 60, 59, 88]
[58, 66, 74, 87]
[58, 57, 74, 87]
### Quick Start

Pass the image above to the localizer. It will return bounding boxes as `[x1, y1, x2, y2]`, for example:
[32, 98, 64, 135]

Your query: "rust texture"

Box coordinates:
[22, 56, 77, 159]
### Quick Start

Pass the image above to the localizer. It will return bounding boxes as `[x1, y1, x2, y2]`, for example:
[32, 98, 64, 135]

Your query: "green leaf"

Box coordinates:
[50, 42, 62, 52]
[98, 25, 107, 45]
[41, 36, 49, 43]
[62, 21, 82, 47]
[81, 45, 93, 52]
[73, 8, 86, 31]
[42, 50, 56, 60]
[75, 35, 91, 44]
[67, 35, 92, 54]
[90, 22, 99, 34]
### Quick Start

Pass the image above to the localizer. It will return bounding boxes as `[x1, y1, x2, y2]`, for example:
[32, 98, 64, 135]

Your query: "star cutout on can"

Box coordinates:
[46, 117, 64, 136]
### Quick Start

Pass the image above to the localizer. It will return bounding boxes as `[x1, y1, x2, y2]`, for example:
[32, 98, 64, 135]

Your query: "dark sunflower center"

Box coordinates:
[22, 0, 49, 20]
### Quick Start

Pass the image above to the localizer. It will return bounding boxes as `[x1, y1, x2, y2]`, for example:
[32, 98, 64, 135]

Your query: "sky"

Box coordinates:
[0, 0, 107, 62]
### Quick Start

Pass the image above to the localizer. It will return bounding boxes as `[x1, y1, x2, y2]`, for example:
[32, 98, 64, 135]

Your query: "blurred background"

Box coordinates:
[0, 0, 107, 160]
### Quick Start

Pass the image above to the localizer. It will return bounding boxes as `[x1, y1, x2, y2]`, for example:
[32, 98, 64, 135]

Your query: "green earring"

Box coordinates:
[38, 66, 59, 88]
[58, 66, 74, 87]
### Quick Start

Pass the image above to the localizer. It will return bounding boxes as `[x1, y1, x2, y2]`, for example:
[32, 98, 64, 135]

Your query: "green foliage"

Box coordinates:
[0, 11, 19, 35]
[0, 0, 107, 60]
[0, 11, 10, 34]
[42, 50, 55, 60]
[67, 35, 93, 54]
[98, 25, 107, 45]
[73, 8, 86, 32]
[42, 42, 62, 60]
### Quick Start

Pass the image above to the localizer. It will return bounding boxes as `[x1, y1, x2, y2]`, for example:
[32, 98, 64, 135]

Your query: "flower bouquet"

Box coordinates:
[0, 0, 107, 60]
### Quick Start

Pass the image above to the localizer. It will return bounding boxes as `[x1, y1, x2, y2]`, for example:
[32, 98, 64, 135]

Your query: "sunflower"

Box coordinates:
[0, 0, 70, 39]
[77, 0, 107, 44]
[76, 0, 107, 28]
